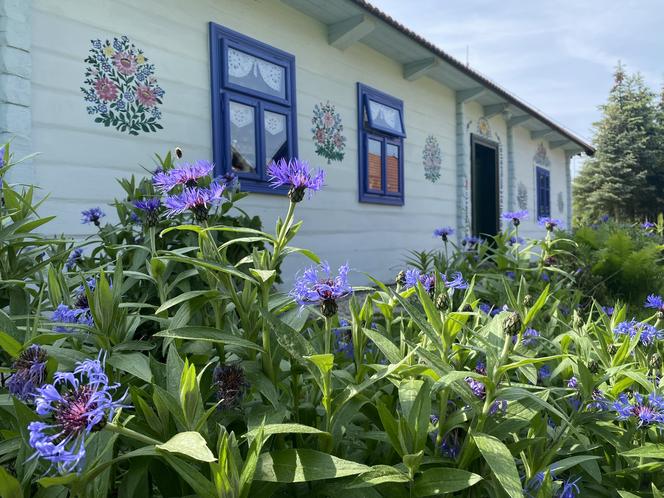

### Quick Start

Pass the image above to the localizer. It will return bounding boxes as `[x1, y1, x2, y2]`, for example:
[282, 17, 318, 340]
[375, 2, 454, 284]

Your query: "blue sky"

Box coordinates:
[370, 0, 664, 144]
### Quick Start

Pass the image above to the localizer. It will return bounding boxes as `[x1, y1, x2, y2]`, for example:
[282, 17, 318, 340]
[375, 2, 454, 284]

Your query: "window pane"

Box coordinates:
[367, 138, 382, 191]
[264, 111, 288, 166]
[368, 99, 403, 134]
[227, 48, 286, 99]
[229, 101, 256, 173]
[386, 143, 400, 193]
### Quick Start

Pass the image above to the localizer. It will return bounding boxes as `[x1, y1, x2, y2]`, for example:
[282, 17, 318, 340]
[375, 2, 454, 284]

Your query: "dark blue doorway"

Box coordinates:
[471, 134, 499, 238]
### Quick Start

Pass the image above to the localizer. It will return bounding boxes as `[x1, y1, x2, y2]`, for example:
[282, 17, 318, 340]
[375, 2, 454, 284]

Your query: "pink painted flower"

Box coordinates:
[113, 51, 137, 75]
[315, 130, 324, 143]
[323, 112, 334, 128]
[94, 77, 118, 101]
[136, 85, 157, 107]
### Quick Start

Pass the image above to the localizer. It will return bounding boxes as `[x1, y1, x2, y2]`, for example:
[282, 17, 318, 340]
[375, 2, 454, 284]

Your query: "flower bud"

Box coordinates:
[588, 359, 599, 374]
[607, 343, 618, 355]
[396, 270, 406, 286]
[503, 312, 522, 336]
[523, 294, 533, 307]
[435, 293, 449, 312]
[650, 353, 662, 369]
[288, 186, 306, 203]
[175, 147, 183, 159]
[321, 299, 338, 318]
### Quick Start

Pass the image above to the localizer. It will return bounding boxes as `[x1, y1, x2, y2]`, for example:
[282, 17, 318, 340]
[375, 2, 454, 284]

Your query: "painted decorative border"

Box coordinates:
[81, 36, 165, 135]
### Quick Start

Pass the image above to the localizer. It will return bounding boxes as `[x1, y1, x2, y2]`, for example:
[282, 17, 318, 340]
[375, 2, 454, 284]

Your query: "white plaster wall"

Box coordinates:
[30, 0, 458, 284]
[512, 126, 570, 239]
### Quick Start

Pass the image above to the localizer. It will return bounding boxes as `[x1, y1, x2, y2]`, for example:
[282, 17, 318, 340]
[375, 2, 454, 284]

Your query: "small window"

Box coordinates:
[358, 83, 405, 205]
[210, 23, 297, 193]
[536, 166, 551, 218]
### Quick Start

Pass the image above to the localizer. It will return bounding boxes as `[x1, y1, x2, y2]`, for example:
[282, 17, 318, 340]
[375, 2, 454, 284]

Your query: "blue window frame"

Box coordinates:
[209, 23, 297, 194]
[357, 83, 405, 205]
[536, 166, 551, 219]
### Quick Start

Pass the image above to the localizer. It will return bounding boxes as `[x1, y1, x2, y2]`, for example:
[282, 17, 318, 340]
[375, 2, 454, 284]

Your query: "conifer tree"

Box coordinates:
[573, 63, 659, 222]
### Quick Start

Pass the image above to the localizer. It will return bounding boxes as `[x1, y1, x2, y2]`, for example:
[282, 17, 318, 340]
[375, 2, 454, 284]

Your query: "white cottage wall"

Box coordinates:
[30, 0, 458, 284]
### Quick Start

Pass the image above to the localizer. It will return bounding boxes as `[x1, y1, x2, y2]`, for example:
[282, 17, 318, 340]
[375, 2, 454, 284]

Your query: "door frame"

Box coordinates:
[470, 133, 500, 237]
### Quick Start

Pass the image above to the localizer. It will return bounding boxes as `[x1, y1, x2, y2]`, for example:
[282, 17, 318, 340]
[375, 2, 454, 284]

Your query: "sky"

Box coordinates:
[369, 0, 664, 148]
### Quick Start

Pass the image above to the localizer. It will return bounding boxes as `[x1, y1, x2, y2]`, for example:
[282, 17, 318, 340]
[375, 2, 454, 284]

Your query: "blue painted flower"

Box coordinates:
[91, 39, 102, 49]
[502, 209, 528, 226]
[113, 38, 122, 50]
[81, 207, 105, 227]
[153, 160, 215, 192]
[66, 248, 83, 271]
[433, 227, 454, 241]
[291, 261, 352, 317]
[538, 217, 563, 231]
[7, 345, 48, 401]
[164, 183, 225, 221]
[28, 353, 126, 474]
[115, 100, 126, 111]
[645, 294, 664, 312]
[267, 158, 325, 202]
[613, 392, 664, 428]
[614, 320, 663, 346]
[52, 304, 93, 332]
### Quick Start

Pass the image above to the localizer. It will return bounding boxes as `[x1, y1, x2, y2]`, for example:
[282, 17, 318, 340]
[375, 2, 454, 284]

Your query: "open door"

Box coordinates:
[471, 134, 499, 238]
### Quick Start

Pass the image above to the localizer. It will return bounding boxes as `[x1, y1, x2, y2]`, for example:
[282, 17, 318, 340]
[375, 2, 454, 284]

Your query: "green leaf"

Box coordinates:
[363, 327, 401, 364]
[107, 352, 153, 383]
[0, 465, 23, 498]
[253, 449, 370, 482]
[347, 465, 410, 488]
[413, 468, 482, 496]
[154, 327, 263, 351]
[0, 331, 22, 358]
[154, 290, 222, 314]
[618, 492, 641, 498]
[249, 269, 277, 283]
[305, 354, 334, 377]
[156, 432, 216, 462]
[473, 433, 523, 498]
[621, 444, 664, 459]
[244, 423, 328, 441]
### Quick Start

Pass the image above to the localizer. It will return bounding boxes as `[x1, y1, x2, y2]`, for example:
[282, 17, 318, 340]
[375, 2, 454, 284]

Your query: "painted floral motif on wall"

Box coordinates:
[533, 142, 551, 168]
[517, 182, 528, 210]
[81, 36, 165, 135]
[311, 102, 345, 164]
[422, 135, 442, 183]
[477, 117, 492, 138]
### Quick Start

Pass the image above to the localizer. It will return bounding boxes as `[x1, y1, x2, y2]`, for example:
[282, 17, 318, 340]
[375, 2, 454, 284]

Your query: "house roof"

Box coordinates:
[283, 0, 595, 156]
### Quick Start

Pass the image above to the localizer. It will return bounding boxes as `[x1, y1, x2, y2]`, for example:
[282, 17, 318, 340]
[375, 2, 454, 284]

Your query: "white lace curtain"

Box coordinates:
[368, 100, 401, 133]
[229, 102, 285, 136]
[227, 48, 283, 94]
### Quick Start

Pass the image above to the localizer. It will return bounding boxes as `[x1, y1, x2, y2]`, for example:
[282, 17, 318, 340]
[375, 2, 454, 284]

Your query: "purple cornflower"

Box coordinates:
[475, 361, 486, 375]
[645, 294, 664, 312]
[506, 271, 516, 280]
[489, 399, 508, 416]
[466, 377, 486, 399]
[600, 214, 610, 223]
[133, 198, 161, 227]
[508, 236, 525, 246]
[541, 272, 550, 282]
[28, 353, 125, 474]
[267, 158, 325, 202]
[567, 377, 578, 389]
[588, 389, 609, 410]
[614, 320, 663, 346]
[538, 365, 551, 380]
[613, 392, 664, 428]
[643, 220, 656, 230]
[601, 306, 614, 316]
[218, 172, 238, 190]
[291, 262, 352, 317]
[521, 328, 540, 347]
[52, 304, 93, 332]
[153, 159, 214, 192]
[538, 217, 563, 231]
[429, 417, 462, 459]
[442, 272, 469, 290]
[462, 235, 484, 248]
[333, 319, 353, 359]
[433, 227, 455, 242]
[404, 269, 435, 293]
[66, 248, 83, 271]
[558, 477, 581, 498]
[163, 182, 225, 222]
[502, 210, 528, 227]
[81, 208, 105, 227]
[7, 345, 48, 401]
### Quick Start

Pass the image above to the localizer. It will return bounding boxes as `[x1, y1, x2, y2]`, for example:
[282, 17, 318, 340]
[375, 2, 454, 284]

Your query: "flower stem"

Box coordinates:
[105, 422, 162, 446]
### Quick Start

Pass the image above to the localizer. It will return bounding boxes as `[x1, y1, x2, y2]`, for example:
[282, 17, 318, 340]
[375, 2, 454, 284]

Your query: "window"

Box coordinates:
[536, 166, 551, 219]
[210, 23, 297, 193]
[357, 83, 405, 205]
